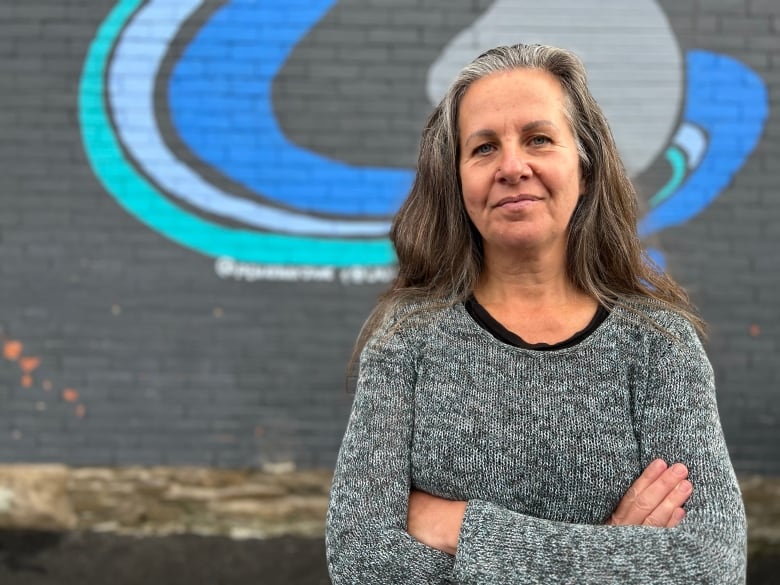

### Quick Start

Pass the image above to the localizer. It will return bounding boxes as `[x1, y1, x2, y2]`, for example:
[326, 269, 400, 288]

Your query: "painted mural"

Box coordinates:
[79, 0, 768, 274]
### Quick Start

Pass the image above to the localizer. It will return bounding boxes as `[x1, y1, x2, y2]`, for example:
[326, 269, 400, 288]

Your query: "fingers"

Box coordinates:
[639, 463, 691, 528]
[666, 506, 686, 528]
[609, 459, 668, 525]
[609, 460, 693, 527]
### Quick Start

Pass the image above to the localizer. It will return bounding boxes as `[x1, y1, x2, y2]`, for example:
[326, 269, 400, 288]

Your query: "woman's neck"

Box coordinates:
[475, 247, 581, 309]
[472, 251, 598, 344]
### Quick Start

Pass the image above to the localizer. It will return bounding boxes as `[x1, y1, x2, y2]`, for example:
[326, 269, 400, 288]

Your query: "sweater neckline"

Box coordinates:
[463, 295, 610, 351]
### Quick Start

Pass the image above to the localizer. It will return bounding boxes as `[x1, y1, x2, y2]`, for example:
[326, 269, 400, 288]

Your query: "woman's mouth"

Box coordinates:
[494, 195, 541, 209]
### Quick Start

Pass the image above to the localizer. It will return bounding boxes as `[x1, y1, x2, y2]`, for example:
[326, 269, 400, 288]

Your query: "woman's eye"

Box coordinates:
[530, 135, 551, 146]
[475, 143, 494, 155]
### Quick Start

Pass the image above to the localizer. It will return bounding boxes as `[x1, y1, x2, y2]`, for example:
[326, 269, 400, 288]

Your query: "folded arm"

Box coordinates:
[445, 318, 745, 584]
[326, 329, 455, 584]
[408, 457, 693, 554]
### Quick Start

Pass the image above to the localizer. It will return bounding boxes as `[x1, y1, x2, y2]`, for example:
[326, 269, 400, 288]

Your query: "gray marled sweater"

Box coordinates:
[326, 300, 746, 584]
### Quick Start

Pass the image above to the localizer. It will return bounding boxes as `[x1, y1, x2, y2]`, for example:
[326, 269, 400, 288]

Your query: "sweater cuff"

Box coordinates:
[452, 499, 491, 582]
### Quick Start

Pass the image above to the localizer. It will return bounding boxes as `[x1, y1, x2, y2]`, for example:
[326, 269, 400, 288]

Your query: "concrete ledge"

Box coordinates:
[0, 465, 331, 539]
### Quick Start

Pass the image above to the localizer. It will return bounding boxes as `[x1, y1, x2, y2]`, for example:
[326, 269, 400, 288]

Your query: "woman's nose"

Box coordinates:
[496, 149, 531, 184]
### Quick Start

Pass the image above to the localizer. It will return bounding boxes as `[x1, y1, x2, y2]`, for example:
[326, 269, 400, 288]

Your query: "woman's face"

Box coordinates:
[458, 68, 584, 261]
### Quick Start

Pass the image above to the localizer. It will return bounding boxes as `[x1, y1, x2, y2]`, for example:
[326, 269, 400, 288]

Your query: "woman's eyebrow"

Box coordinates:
[463, 120, 559, 145]
[522, 120, 557, 132]
[462, 128, 497, 145]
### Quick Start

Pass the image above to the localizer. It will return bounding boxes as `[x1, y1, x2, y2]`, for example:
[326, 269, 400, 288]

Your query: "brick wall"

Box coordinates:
[0, 0, 777, 474]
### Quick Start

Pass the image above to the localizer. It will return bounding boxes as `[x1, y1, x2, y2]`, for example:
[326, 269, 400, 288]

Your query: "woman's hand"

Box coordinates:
[407, 490, 466, 555]
[607, 458, 692, 527]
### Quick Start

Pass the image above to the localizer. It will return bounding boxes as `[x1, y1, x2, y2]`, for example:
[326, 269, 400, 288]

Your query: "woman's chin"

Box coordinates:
[483, 231, 565, 258]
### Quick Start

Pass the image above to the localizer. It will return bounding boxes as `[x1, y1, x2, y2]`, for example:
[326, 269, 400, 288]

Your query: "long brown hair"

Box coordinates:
[351, 43, 703, 369]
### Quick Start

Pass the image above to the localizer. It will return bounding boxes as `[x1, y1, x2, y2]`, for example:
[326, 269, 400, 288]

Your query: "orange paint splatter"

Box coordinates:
[3, 340, 23, 361]
[62, 388, 79, 403]
[749, 324, 761, 337]
[2, 333, 85, 421]
[19, 356, 40, 373]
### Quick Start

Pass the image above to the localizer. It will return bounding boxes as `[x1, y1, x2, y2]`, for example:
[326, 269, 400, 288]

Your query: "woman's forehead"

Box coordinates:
[457, 70, 571, 136]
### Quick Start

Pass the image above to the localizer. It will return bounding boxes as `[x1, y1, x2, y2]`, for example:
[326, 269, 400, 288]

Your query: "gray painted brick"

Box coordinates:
[704, 0, 750, 11]
[723, 15, 773, 32]
[389, 10, 445, 26]
[0, 0, 777, 475]
[749, 0, 780, 15]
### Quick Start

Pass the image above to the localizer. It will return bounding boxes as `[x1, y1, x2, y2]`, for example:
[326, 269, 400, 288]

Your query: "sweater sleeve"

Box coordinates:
[326, 320, 455, 584]
[451, 315, 747, 584]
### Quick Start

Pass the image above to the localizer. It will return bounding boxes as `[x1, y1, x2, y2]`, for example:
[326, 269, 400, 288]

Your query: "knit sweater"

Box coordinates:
[326, 300, 746, 584]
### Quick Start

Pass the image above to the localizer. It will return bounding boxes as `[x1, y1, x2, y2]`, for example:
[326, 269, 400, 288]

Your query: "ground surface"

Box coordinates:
[0, 530, 776, 584]
[0, 531, 329, 585]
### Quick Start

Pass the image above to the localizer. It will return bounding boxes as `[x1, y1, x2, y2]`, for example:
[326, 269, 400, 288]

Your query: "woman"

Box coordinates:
[326, 44, 745, 583]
